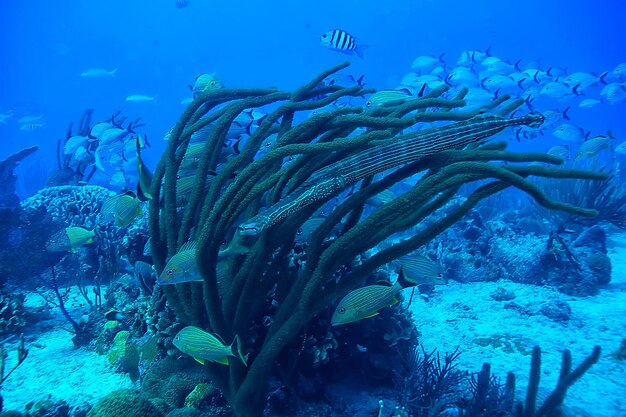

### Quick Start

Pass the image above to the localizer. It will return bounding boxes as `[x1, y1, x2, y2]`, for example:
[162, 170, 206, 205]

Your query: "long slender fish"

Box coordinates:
[238, 113, 544, 236]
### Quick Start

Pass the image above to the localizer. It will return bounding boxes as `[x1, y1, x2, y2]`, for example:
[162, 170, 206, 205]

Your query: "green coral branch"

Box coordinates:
[147, 63, 609, 417]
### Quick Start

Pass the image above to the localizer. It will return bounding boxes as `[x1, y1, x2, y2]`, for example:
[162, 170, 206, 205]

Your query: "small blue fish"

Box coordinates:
[321, 29, 368, 59]
[176, 0, 189, 8]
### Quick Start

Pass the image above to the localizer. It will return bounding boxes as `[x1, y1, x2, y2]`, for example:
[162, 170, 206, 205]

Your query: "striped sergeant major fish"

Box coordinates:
[320, 29, 369, 59]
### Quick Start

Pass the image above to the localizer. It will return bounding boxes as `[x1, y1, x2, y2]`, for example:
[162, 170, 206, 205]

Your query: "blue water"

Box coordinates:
[2, 0, 624, 167]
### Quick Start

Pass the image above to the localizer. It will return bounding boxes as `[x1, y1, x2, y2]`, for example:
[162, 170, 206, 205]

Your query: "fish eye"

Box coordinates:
[366, 101, 372, 107]
[339, 307, 346, 313]
[211, 81, 216, 86]
[175, 336, 179, 340]
[167, 269, 174, 275]
[322, 34, 327, 38]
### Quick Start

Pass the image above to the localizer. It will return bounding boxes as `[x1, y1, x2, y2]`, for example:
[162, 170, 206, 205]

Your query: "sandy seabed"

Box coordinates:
[409, 231, 626, 417]
[2, 233, 625, 415]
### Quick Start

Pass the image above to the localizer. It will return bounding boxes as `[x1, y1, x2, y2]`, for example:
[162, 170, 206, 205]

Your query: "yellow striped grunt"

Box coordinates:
[157, 241, 231, 286]
[365, 189, 397, 208]
[331, 268, 418, 326]
[191, 73, 224, 98]
[575, 135, 612, 161]
[97, 192, 142, 227]
[180, 143, 205, 170]
[45, 226, 95, 252]
[393, 253, 446, 286]
[365, 89, 412, 108]
[173, 326, 247, 366]
[136, 135, 153, 201]
[547, 145, 570, 161]
[157, 242, 202, 285]
[175, 173, 216, 206]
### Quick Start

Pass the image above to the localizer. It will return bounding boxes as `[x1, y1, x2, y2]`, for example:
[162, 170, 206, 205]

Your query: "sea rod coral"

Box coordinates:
[147, 62, 605, 417]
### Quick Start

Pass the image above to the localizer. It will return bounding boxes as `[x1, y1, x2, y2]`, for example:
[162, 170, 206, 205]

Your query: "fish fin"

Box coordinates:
[599, 71, 608, 85]
[363, 311, 379, 319]
[127, 122, 135, 134]
[396, 266, 417, 288]
[233, 139, 241, 154]
[572, 83, 581, 96]
[417, 83, 426, 97]
[390, 296, 399, 306]
[111, 68, 117, 76]
[563, 106, 571, 120]
[111, 115, 122, 129]
[245, 120, 254, 135]
[524, 96, 534, 111]
[357, 75, 366, 88]
[193, 357, 205, 365]
[354, 44, 370, 59]
[85, 238, 94, 244]
[215, 356, 229, 365]
[179, 241, 197, 252]
[136, 183, 152, 202]
[233, 335, 248, 366]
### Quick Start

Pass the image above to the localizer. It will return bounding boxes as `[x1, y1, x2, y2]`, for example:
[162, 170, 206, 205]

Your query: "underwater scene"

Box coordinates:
[1, 0, 625, 416]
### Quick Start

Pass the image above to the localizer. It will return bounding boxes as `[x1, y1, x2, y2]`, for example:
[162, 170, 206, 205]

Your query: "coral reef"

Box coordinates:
[183, 383, 214, 408]
[430, 210, 612, 296]
[141, 357, 211, 408]
[511, 345, 601, 416]
[534, 164, 626, 230]
[145, 64, 604, 416]
[0, 295, 28, 338]
[0, 147, 38, 211]
[393, 345, 467, 416]
[0, 147, 39, 287]
[21, 186, 114, 230]
[542, 226, 611, 295]
[86, 390, 163, 417]
[106, 331, 140, 382]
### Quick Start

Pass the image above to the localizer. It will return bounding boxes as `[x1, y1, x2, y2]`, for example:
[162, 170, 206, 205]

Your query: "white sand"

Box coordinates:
[409, 231, 626, 416]
[2, 233, 625, 414]
[1, 288, 132, 412]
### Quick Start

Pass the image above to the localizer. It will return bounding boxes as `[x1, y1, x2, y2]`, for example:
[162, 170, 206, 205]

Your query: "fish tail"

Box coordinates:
[232, 335, 248, 366]
[396, 266, 417, 289]
[438, 52, 446, 67]
[563, 106, 571, 120]
[354, 44, 370, 59]
[111, 68, 118, 76]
